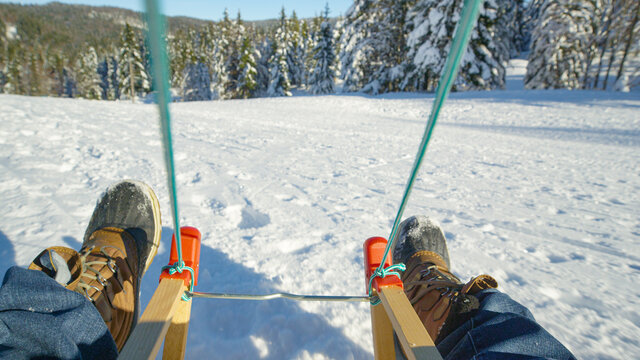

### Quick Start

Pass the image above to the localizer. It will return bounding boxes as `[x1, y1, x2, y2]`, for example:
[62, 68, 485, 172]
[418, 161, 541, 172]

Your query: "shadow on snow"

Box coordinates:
[140, 227, 370, 359]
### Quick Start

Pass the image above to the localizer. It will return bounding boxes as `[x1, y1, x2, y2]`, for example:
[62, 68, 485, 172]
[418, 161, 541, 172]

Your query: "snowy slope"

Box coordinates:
[1, 62, 639, 359]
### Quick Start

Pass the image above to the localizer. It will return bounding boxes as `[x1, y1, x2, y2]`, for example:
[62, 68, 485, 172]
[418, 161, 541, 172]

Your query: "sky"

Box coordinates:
[0, 0, 354, 21]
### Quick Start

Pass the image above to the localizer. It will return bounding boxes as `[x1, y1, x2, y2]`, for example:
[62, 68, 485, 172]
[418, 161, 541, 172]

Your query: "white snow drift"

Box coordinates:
[0, 65, 638, 359]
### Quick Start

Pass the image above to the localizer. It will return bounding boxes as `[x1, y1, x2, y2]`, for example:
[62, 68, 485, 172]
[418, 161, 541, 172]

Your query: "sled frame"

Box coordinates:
[365, 237, 443, 360]
[119, 278, 190, 360]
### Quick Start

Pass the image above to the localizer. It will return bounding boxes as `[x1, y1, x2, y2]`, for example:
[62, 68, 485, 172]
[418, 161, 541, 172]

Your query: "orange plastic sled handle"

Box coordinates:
[363, 237, 403, 293]
[160, 226, 201, 287]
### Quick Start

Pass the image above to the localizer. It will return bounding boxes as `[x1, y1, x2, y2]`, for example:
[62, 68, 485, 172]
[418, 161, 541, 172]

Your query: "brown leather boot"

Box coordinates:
[28, 181, 161, 351]
[393, 216, 498, 343]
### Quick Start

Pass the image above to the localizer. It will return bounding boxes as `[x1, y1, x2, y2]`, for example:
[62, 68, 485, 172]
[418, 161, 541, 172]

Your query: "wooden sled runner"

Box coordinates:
[121, 230, 442, 360]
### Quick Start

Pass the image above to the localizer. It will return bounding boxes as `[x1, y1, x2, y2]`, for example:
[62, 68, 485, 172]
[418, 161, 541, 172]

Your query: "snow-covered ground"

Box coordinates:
[1, 61, 639, 359]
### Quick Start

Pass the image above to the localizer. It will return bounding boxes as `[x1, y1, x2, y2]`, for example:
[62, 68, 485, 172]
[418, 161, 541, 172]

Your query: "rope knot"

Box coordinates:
[368, 263, 406, 305]
[162, 262, 195, 301]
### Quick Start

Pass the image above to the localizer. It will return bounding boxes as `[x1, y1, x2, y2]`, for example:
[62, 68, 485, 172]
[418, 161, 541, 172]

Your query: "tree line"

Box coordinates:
[0, 0, 637, 101]
[0, 6, 337, 101]
[340, 0, 638, 93]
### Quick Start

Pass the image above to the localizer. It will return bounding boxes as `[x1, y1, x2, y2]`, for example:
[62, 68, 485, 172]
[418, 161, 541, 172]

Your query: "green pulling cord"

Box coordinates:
[142, 0, 482, 304]
[369, 0, 483, 304]
[144, 0, 194, 301]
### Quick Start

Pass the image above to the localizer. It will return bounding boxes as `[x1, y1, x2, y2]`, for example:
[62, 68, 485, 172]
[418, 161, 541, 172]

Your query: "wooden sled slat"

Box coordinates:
[379, 286, 442, 360]
[162, 286, 193, 360]
[119, 278, 185, 360]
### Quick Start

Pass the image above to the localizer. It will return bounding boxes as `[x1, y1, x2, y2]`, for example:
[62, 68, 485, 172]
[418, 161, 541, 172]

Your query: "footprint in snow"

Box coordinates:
[238, 199, 270, 229]
[548, 254, 568, 263]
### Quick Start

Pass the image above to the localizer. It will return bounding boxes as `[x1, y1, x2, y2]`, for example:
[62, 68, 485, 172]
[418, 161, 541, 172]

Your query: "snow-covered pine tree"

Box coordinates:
[194, 24, 223, 99]
[117, 23, 150, 101]
[46, 51, 75, 97]
[460, 0, 511, 90]
[339, 0, 378, 92]
[236, 37, 258, 99]
[210, 34, 228, 100]
[286, 11, 306, 87]
[522, 0, 545, 52]
[182, 62, 212, 101]
[308, 14, 337, 94]
[525, 0, 593, 89]
[0, 18, 6, 93]
[107, 56, 119, 100]
[339, 0, 415, 93]
[612, 0, 639, 91]
[62, 67, 76, 98]
[97, 58, 109, 99]
[300, 19, 315, 86]
[267, 23, 292, 97]
[403, 0, 509, 92]
[598, 0, 630, 90]
[75, 46, 102, 100]
[169, 29, 192, 89]
[96, 51, 118, 100]
[4, 40, 25, 94]
[255, 38, 273, 96]
[219, 10, 245, 98]
[497, 0, 527, 58]
[361, 0, 412, 94]
[25, 48, 44, 96]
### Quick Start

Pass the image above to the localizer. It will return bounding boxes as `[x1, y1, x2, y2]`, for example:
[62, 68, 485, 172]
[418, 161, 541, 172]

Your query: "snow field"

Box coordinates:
[0, 83, 638, 358]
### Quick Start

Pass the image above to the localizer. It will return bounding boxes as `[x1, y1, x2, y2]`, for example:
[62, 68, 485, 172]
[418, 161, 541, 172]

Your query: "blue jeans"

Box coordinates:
[0, 267, 574, 359]
[439, 289, 576, 359]
[0, 267, 117, 359]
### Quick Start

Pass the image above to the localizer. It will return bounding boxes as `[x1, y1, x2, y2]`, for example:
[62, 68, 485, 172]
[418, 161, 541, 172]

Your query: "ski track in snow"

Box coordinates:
[1, 70, 639, 358]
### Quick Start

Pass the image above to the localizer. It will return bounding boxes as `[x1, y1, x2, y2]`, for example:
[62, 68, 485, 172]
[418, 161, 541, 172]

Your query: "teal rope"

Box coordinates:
[369, 0, 483, 304]
[368, 263, 406, 305]
[144, 0, 189, 298]
[162, 264, 196, 301]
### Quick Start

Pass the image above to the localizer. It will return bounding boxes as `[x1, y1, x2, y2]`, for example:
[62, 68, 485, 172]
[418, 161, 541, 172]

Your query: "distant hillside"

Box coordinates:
[0, 1, 275, 60]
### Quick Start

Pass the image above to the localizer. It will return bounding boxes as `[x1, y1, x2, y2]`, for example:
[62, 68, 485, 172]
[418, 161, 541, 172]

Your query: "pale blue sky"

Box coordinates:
[0, 0, 354, 21]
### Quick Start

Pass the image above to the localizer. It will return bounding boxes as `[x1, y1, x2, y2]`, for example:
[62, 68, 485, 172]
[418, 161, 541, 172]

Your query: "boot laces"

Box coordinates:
[406, 264, 464, 306]
[76, 245, 126, 309]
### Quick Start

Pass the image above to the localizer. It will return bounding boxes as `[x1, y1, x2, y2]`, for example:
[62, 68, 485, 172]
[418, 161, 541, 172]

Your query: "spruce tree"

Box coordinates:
[210, 34, 228, 100]
[612, 0, 639, 91]
[459, 0, 510, 90]
[403, 0, 509, 92]
[300, 19, 315, 86]
[525, 0, 593, 89]
[107, 56, 119, 99]
[339, 0, 378, 92]
[117, 23, 150, 100]
[182, 62, 212, 101]
[5, 42, 25, 94]
[497, 0, 527, 58]
[237, 37, 258, 98]
[96, 53, 119, 100]
[26, 50, 43, 96]
[0, 18, 6, 93]
[339, 0, 414, 93]
[286, 10, 306, 87]
[97, 58, 109, 99]
[255, 38, 273, 96]
[362, 0, 412, 94]
[169, 29, 193, 89]
[267, 24, 292, 97]
[218, 10, 244, 98]
[75, 46, 102, 100]
[523, 0, 545, 52]
[308, 12, 337, 95]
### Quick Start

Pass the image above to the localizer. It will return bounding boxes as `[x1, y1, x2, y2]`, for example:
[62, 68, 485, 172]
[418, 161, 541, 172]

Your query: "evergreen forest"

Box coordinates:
[0, 0, 638, 102]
